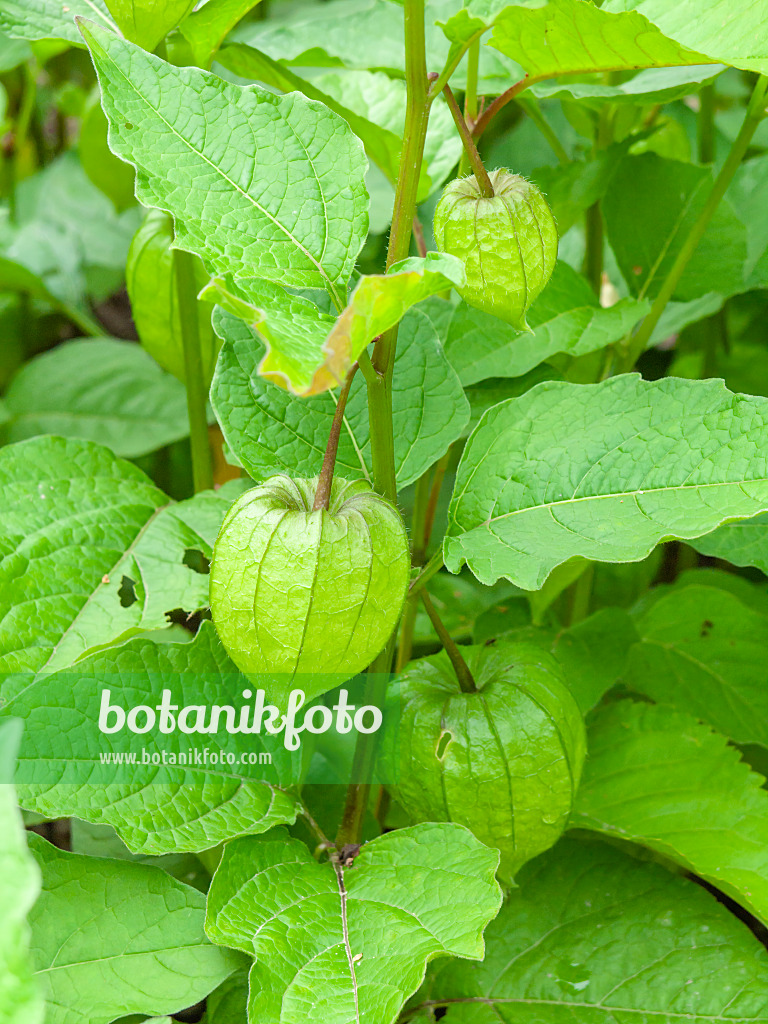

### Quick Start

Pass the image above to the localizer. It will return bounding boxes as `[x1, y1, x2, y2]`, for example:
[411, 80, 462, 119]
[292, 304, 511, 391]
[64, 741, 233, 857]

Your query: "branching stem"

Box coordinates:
[443, 83, 494, 197]
[421, 591, 476, 693]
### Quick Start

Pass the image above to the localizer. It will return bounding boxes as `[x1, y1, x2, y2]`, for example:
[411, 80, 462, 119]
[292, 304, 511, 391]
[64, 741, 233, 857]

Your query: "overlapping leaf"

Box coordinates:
[443, 262, 648, 386]
[217, 49, 460, 201]
[180, 0, 265, 69]
[572, 700, 768, 924]
[489, 0, 715, 84]
[425, 836, 768, 1023]
[81, 22, 368, 306]
[445, 375, 768, 589]
[604, 0, 768, 74]
[0, 435, 244, 677]
[1, 338, 190, 457]
[10, 626, 301, 855]
[0, 0, 116, 44]
[692, 512, 768, 574]
[205, 252, 465, 395]
[28, 834, 242, 1024]
[206, 823, 502, 1024]
[211, 300, 468, 485]
[626, 583, 768, 748]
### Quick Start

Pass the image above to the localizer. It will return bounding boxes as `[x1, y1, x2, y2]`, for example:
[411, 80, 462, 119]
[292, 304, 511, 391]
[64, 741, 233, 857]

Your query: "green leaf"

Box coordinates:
[531, 63, 725, 105]
[205, 251, 465, 395]
[572, 700, 768, 925]
[426, 834, 768, 1023]
[206, 969, 249, 1024]
[28, 834, 242, 1024]
[603, 153, 748, 302]
[0, 436, 165, 676]
[445, 375, 768, 589]
[79, 96, 137, 212]
[104, 0, 194, 50]
[691, 512, 768, 574]
[126, 209, 220, 386]
[217, 49, 461, 202]
[80, 23, 368, 306]
[626, 584, 768, 748]
[489, 0, 714, 86]
[553, 606, 638, 713]
[206, 823, 502, 1024]
[0, 721, 44, 1024]
[1, 338, 190, 458]
[443, 262, 648, 386]
[180, 0, 264, 69]
[211, 300, 468, 486]
[0, 436, 247, 676]
[604, 0, 768, 75]
[0, 0, 116, 44]
[11, 625, 301, 855]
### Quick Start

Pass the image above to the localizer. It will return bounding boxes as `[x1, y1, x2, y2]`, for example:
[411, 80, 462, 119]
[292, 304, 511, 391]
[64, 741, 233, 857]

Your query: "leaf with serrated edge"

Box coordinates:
[444, 261, 648, 386]
[489, 0, 714, 85]
[572, 700, 768, 925]
[626, 584, 768, 748]
[211, 301, 469, 487]
[206, 823, 502, 1024]
[425, 834, 768, 1023]
[445, 375, 768, 589]
[204, 251, 465, 395]
[28, 834, 242, 1024]
[80, 21, 368, 306]
[9, 625, 300, 855]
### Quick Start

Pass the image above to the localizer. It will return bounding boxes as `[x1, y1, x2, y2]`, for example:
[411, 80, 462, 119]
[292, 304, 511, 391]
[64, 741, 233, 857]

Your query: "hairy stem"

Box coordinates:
[421, 591, 476, 693]
[619, 75, 767, 372]
[174, 248, 214, 493]
[444, 83, 494, 196]
[313, 363, 358, 510]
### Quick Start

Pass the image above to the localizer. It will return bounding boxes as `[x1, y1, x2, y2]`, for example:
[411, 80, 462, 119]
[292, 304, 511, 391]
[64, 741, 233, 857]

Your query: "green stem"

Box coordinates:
[567, 562, 594, 626]
[443, 83, 493, 196]
[396, 470, 431, 672]
[618, 75, 767, 373]
[57, 301, 103, 338]
[338, 0, 432, 848]
[313, 363, 358, 510]
[458, 40, 480, 176]
[174, 248, 214, 493]
[472, 75, 529, 140]
[582, 201, 603, 297]
[421, 591, 476, 693]
[410, 548, 444, 596]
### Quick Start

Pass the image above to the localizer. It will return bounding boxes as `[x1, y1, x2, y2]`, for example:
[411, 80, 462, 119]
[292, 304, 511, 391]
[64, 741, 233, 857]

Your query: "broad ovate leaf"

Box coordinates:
[443, 261, 648, 386]
[489, 0, 715, 84]
[9, 625, 301, 855]
[445, 375, 768, 589]
[572, 700, 768, 925]
[1, 338, 190, 458]
[426, 835, 768, 1023]
[0, 0, 116, 44]
[626, 584, 768, 748]
[604, 0, 768, 74]
[206, 823, 502, 1024]
[28, 834, 242, 1024]
[211, 301, 469, 487]
[204, 251, 464, 395]
[0, 435, 243, 676]
[80, 22, 368, 306]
